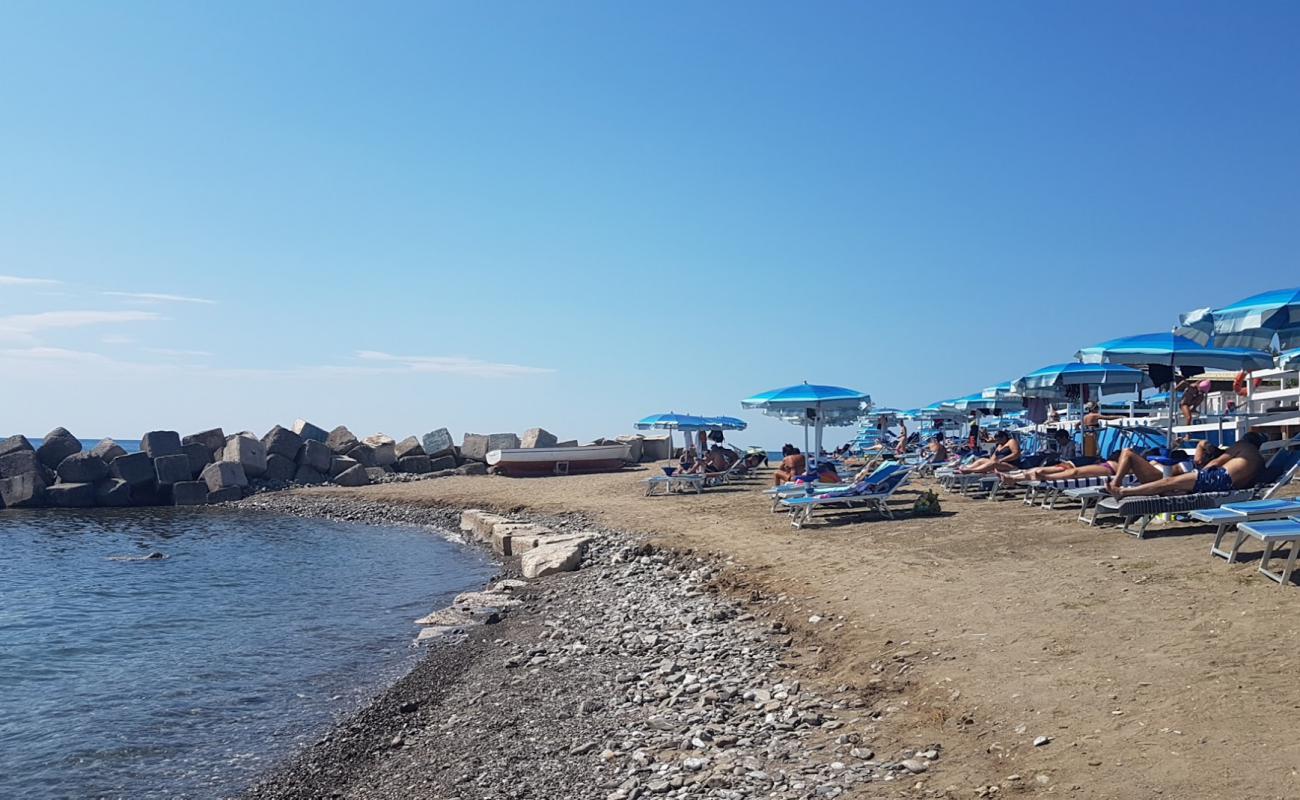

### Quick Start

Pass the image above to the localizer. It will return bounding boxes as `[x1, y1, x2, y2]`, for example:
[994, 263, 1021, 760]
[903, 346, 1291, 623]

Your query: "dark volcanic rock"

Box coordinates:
[141, 430, 182, 459]
[262, 425, 304, 460]
[110, 452, 156, 487]
[56, 452, 109, 484]
[94, 478, 132, 507]
[37, 427, 81, 469]
[264, 453, 297, 482]
[89, 438, 128, 462]
[172, 481, 209, 506]
[154, 454, 192, 485]
[46, 482, 95, 508]
[326, 426, 359, 455]
[0, 434, 35, 458]
[0, 473, 45, 507]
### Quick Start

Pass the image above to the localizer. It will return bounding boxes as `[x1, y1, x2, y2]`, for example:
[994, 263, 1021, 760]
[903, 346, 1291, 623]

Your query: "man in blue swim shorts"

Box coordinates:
[1108, 432, 1267, 498]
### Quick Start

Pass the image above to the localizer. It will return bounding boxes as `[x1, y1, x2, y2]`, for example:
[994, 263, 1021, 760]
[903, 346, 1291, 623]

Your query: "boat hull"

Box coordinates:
[485, 444, 630, 477]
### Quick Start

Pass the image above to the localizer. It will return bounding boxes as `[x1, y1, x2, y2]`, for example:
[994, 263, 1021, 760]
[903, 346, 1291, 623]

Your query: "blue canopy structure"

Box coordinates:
[636, 412, 746, 454]
[1015, 362, 1153, 397]
[702, 416, 748, 431]
[1279, 348, 1300, 372]
[1209, 287, 1300, 350]
[741, 382, 869, 465]
[951, 392, 1003, 411]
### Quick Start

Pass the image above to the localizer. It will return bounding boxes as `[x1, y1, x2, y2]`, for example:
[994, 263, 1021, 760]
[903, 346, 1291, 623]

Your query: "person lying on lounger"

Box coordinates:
[772, 445, 806, 486]
[999, 450, 1124, 486]
[957, 431, 1021, 474]
[1105, 432, 1266, 498]
[812, 461, 842, 484]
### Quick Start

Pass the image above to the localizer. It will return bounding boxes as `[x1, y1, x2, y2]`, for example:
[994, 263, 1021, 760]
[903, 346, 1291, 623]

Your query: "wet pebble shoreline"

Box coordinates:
[239, 492, 943, 799]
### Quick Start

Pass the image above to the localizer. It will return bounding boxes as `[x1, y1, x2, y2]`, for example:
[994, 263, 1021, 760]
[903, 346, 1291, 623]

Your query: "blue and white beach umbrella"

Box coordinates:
[1209, 287, 1300, 350]
[1015, 362, 1153, 397]
[951, 392, 1003, 411]
[741, 382, 870, 465]
[702, 416, 748, 431]
[1278, 348, 1300, 372]
[636, 412, 746, 452]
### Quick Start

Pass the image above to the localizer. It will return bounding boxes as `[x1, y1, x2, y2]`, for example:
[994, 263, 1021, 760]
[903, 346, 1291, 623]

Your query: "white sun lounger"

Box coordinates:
[644, 474, 705, 496]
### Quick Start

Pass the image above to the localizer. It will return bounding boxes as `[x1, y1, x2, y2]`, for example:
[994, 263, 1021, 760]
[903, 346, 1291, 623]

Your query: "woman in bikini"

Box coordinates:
[1000, 451, 1122, 486]
[957, 431, 1022, 475]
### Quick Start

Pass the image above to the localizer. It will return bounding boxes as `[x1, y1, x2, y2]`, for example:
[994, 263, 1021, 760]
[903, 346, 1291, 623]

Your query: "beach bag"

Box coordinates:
[912, 490, 941, 517]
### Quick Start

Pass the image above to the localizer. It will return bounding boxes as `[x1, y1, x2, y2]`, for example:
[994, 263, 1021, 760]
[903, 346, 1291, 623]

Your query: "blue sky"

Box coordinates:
[1, 2, 1297, 447]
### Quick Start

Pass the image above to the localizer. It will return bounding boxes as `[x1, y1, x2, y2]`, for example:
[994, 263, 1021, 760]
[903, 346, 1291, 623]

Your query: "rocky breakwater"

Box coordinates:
[0, 421, 483, 511]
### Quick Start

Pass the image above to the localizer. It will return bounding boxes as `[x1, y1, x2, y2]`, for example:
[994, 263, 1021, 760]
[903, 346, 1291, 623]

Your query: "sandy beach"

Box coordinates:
[246, 464, 1300, 799]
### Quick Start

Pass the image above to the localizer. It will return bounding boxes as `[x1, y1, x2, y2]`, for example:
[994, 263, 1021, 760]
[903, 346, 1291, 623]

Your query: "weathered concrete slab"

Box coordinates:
[46, 482, 96, 508]
[521, 428, 559, 449]
[89, 438, 128, 462]
[262, 425, 304, 460]
[470, 512, 510, 541]
[109, 452, 156, 487]
[427, 455, 457, 472]
[556, 440, 579, 448]
[172, 481, 209, 506]
[181, 442, 213, 478]
[0, 449, 43, 479]
[264, 453, 297, 482]
[616, 435, 644, 463]
[460, 433, 490, 462]
[292, 419, 328, 444]
[458, 462, 488, 476]
[521, 540, 587, 578]
[223, 435, 267, 478]
[396, 455, 432, 474]
[363, 435, 397, 467]
[487, 433, 520, 453]
[490, 522, 553, 557]
[154, 454, 192, 485]
[37, 427, 81, 468]
[345, 443, 377, 467]
[201, 460, 249, 492]
[94, 478, 132, 507]
[57, 452, 109, 484]
[183, 428, 226, 454]
[394, 436, 425, 459]
[0, 434, 34, 458]
[294, 465, 328, 485]
[332, 464, 370, 487]
[298, 440, 332, 472]
[421, 428, 456, 459]
[326, 426, 359, 455]
[0, 473, 45, 507]
[365, 466, 388, 482]
[141, 430, 182, 459]
[639, 433, 672, 462]
[329, 456, 359, 478]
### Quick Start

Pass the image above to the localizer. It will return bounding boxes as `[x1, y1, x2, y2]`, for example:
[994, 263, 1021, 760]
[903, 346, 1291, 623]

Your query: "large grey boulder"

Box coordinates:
[154, 454, 192, 486]
[0, 434, 35, 458]
[89, 438, 128, 462]
[223, 435, 267, 478]
[37, 427, 81, 468]
[0, 473, 45, 507]
[520, 539, 589, 579]
[57, 452, 109, 484]
[183, 428, 226, 454]
[394, 436, 425, 459]
[109, 452, 155, 487]
[428, 455, 457, 472]
[297, 440, 332, 472]
[206, 486, 243, 504]
[329, 456, 360, 478]
[615, 435, 644, 464]
[141, 430, 182, 459]
[345, 443, 377, 467]
[172, 481, 209, 506]
[46, 482, 96, 508]
[363, 435, 397, 467]
[181, 442, 213, 478]
[292, 419, 329, 444]
[397, 455, 432, 474]
[326, 426, 359, 455]
[332, 464, 370, 487]
[201, 461, 248, 492]
[421, 428, 455, 459]
[521, 428, 559, 449]
[264, 453, 297, 482]
[461, 433, 490, 462]
[0, 449, 43, 479]
[94, 478, 132, 507]
[262, 425, 304, 460]
[294, 465, 327, 485]
[488, 433, 520, 453]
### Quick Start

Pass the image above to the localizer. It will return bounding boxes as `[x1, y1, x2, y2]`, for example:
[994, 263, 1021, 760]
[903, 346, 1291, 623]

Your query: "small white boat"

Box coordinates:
[486, 444, 629, 477]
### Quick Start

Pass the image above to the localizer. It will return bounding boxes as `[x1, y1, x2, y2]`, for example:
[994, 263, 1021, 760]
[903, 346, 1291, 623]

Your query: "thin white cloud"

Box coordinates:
[101, 334, 136, 345]
[103, 291, 216, 305]
[0, 275, 62, 287]
[0, 310, 164, 342]
[0, 346, 116, 363]
[355, 350, 554, 377]
[144, 347, 213, 358]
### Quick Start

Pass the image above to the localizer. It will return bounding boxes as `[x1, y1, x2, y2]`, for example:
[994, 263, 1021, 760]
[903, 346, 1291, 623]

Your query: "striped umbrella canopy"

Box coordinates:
[951, 392, 1003, 411]
[635, 412, 713, 431]
[701, 416, 748, 431]
[1015, 362, 1153, 397]
[1209, 287, 1300, 350]
[742, 382, 870, 465]
[1174, 307, 1217, 346]
[1278, 348, 1300, 372]
[1076, 332, 1274, 372]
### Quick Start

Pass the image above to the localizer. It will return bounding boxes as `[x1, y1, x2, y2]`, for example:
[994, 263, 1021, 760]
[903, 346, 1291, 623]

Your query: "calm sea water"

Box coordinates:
[0, 507, 495, 800]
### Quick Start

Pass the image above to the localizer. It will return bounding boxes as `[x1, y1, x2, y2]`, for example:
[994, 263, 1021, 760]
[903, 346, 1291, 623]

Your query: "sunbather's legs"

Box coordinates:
[1111, 470, 1199, 497]
[1108, 448, 1163, 492]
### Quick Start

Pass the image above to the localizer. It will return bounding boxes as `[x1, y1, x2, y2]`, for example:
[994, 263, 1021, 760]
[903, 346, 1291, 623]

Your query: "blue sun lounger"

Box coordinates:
[1194, 499, 1300, 563]
[780, 468, 912, 529]
[1224, 517, 1300, 586]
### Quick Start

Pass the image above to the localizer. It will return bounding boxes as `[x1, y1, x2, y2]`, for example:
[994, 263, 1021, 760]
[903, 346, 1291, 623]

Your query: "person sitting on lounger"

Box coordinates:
[926, 435, 949, 463]
[678, 447, 698, 472]
[772, 445, 807, 486]
[957, 431, 1021, 474]
[1106, 432, 1266, 497]
[813, 461, 842, 484]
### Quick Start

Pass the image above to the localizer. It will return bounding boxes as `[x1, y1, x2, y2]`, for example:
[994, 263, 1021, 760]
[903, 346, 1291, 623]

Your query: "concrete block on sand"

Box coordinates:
[46, 482, 96, 508]
[394, 436, 425, 459]
[262, 425, 304, 460]
[292, 419, 328, 444]
[487, 433, 520, 453]
[521, 538, 593, 579]
[141, 430, 182, 459]
[89, 438, 128, 462]
[297, 440, 332, 472]
[109, 452, 156, 487]
[154, 454, 193, 486]
[521, 428, 558, 449]
[264, 453, 297, 482]
[183, 428, 226, 454]
[294, 465, 328, 485]
[421, 428, 455, 459]
[458, 462, 488, 476]
[326, 426, 359, 455]
[94, 478, 132, 507]
[396, 455, 432, 474]
[0, 473, 46, 507]
[345, 443, 377, 467]
[57, 452, 109, 484]
[223, 435, 267, 478]
[490, 522, 553, 557]
[172, 481, 209, 506]
[181, 442, 213, 478]
[201, 461, 249, 492]
[362, 435, 397, 467]
[332, 464, 370, 487]
[0, 434, 34, 458]
[452, 590, 523, 612]
[460, 433, 490, 462]
[37, 427, 81, 469]
[428, 455, 456, 472]
[329, 456, 359, 478]
[460, 510, 510, 541]
[616, 435, 644, 463]
[639, 433, 672, 462]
